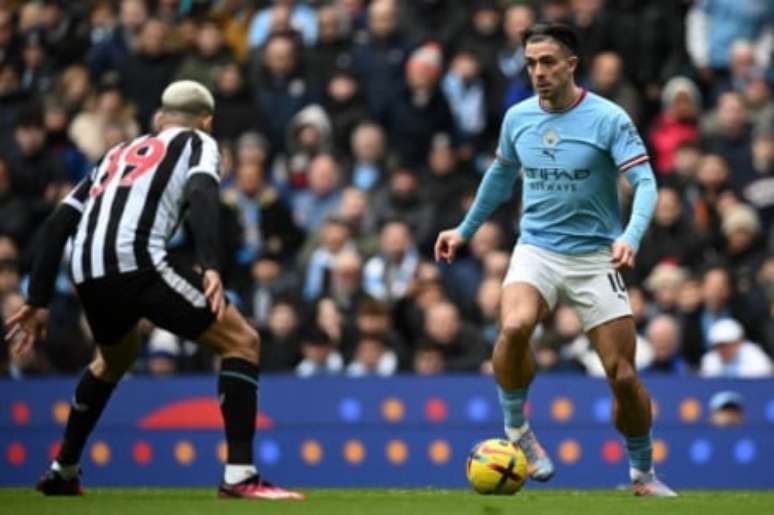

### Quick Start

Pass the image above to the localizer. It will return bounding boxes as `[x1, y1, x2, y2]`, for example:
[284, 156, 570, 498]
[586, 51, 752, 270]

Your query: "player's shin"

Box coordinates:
[54, 369, 118, 475]
[612, 377, 657, 481]
[624, 390, 654, 480]
[218, 357, 260, 484]
[493, 328, 534, 439]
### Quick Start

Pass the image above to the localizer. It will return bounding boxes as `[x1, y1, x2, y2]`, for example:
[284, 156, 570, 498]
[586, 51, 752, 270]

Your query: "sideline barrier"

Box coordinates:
[1, 375, 772, 488]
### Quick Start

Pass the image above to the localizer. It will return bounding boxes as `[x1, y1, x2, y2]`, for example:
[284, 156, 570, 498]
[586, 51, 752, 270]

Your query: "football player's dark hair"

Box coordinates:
[523, 23, 579, 56]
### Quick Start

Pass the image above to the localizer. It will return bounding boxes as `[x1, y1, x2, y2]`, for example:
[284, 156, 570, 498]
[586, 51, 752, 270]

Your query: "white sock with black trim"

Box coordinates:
[224, 464, 258, 485]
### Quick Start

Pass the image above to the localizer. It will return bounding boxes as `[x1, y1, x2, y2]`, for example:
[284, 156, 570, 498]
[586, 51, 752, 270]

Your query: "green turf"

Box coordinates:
[2, 488, 773, 515]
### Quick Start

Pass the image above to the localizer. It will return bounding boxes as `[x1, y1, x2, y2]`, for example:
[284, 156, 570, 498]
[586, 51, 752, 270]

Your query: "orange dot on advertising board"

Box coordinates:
[386, 440, 408, 465]
[428, 440, 451, 465]
[679, 398, 702, 423]
[175, 441, 196, 465]
[91, 441, 111, 466]
[382, 398, 405, 422]
[133, 441, 152, 466]
[653, 439, 668, 464]
[52, 401, 70, 425]
[343, 440, 365, 465]
[551, 397, 574, 423]
[651, 399, 660, 420]
[301, 440, 323, 465]
[216, 441, 227, 464]
[7, 442, 25, 466]
[558, 439, 581, 464]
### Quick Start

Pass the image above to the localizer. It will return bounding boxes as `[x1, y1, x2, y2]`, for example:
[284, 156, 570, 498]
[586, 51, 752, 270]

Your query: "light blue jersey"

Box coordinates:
[459, 89, 656, 255]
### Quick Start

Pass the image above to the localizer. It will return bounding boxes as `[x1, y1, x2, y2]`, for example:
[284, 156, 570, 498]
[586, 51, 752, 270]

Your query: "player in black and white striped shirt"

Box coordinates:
[66, 123, 221, 283]
[5, 81, 303, 501]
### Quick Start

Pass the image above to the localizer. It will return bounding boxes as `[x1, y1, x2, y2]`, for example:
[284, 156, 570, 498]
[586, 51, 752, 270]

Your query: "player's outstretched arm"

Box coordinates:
[434, 157, 518, 264]
[185, 173, 225, 320]
[5, 200, 84, 355]
[456, 158, 519, 242]
[614, 162, 657, 271]
[436, 104, 520, 264]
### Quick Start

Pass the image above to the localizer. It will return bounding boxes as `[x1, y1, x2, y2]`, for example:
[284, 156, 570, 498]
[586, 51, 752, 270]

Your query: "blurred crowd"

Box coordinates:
[0, 0, 772, 379]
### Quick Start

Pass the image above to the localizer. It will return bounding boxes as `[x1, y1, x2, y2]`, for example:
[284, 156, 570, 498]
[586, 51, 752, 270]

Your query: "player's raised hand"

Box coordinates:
[203, 269, 226, 321]
[434, 228, 466, 264]
[4, 304, 49, 357]
[611, 240, 636, 272]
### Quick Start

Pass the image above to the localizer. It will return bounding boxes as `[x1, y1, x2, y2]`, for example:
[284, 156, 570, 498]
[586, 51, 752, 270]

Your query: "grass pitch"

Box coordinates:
[2, 488, 773, 515]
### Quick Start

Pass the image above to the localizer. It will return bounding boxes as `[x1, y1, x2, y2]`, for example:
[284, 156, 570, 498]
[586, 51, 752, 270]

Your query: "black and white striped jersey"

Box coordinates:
[62, 127, 220, 284]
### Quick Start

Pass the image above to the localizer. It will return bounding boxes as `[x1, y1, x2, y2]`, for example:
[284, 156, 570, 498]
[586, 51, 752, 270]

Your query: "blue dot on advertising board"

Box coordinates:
[593, 397, 611, 423]
[339, 398, 362, 422]
[734, 439, 756, 464]
[766, 400, 774, 423]
[259, 440, 280, 465]
[467, 397, 490, 422]
[689, 439, 712, 464]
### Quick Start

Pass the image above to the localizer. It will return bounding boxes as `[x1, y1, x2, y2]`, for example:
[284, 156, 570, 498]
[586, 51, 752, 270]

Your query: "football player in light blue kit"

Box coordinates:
[435, 24, 676, 497]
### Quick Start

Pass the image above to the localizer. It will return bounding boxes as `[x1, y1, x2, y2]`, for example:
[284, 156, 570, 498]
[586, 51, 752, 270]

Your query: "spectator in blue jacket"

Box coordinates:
[686, 0, 773, 78]
[87, 0, 148, 77]
[351, 0, 413, 120]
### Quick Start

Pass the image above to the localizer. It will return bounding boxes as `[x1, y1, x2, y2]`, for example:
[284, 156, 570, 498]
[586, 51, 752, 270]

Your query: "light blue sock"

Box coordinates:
[498, 387, 528, 428]
[625, 433, 653, 473]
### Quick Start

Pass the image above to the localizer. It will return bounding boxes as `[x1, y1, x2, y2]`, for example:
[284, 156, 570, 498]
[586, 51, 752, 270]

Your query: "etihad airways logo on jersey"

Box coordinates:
[523, 167, 591, 192]
[523, 168, 591, 180]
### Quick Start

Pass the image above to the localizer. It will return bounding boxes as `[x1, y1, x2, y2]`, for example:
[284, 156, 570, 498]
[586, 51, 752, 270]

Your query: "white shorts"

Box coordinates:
[502, 243, 632, 332]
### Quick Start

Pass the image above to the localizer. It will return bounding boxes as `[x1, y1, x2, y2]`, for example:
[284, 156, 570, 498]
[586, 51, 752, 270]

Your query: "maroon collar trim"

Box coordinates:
[539, 88, 587, 113]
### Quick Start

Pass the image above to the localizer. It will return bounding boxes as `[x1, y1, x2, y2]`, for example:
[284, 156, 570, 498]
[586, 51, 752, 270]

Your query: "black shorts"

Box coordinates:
[75, 259, 216, 346]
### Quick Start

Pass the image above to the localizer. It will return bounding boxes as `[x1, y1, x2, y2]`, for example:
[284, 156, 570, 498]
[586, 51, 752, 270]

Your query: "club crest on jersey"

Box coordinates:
[541, 128, 560, 160]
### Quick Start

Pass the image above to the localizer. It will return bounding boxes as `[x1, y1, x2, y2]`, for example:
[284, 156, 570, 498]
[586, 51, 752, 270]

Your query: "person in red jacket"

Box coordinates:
[647, 76, 701, 175]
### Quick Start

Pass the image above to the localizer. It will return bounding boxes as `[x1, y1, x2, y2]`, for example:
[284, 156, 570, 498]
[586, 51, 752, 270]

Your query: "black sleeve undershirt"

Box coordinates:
[184, 173, 221, 273]
[26, 205, 82, 308]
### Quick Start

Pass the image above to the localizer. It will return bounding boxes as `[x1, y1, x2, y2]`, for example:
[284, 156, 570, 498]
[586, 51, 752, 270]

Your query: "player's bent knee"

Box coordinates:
[609, 363, 638, 393]
[499, 318, 534, 345]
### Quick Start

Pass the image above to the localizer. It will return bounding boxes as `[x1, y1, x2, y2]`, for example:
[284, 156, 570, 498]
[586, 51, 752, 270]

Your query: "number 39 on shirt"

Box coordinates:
[90, 137, 167, 198]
